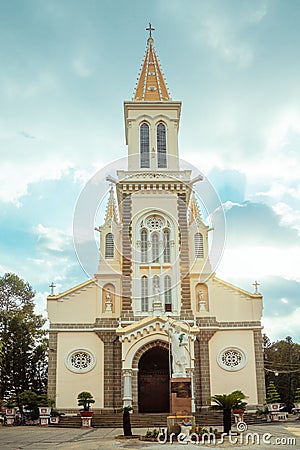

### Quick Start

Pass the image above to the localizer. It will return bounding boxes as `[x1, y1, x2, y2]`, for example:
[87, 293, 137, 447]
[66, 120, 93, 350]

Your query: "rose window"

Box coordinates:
[217, 347, 246, 371]
[65, 349, 96, 373]
[146, 215, 164, 230]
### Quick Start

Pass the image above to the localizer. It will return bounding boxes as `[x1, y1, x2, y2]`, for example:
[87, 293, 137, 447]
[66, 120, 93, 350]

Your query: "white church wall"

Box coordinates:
[56, 331, 104, 409]
[209, 330, 258, 405]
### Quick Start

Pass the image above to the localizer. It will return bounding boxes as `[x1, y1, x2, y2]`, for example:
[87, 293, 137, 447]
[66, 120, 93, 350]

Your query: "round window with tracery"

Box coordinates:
[146, 215, 164, 230]
[65, 349, 96, 373]
[217, 347, 247, 372]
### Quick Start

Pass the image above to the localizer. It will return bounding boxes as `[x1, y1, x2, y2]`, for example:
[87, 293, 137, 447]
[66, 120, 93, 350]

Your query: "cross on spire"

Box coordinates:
[253, 280, 260, 294]
[49, 282, 56, 296]
[146, 22, 155, 38]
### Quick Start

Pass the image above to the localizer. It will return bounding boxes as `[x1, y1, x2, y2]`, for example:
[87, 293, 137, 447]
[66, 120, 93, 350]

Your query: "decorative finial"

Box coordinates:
[253, 280, 260, 294]
[49, 282, 56, 296]
[146, 22, 155, 38]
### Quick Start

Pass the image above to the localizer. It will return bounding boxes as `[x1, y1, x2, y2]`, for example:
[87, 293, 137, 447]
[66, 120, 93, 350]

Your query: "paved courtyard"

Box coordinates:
[0, 421, 299, 450]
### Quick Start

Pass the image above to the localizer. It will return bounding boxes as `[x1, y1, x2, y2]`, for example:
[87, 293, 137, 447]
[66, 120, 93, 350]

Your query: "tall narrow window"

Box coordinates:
[140, 123, 150, 168]
[163, 229, 170, 263]
[194, 232, 204, 258]
[141, 276, 148, 312]
[157, 123, 167, 168]
[164, 275, 172, 311]
[141, 229, 148, 263]
[105, 233, 114, 258]
[151, 232, 159, 263]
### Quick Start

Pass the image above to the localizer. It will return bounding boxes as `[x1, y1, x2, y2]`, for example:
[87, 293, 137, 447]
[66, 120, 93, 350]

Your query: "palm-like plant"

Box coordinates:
[120, 405, 133, 436]
[211, 390, 247, 434]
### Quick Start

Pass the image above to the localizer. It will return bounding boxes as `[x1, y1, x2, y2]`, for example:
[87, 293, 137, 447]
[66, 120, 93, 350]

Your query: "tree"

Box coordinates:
[210, 390, 247, 434]
[266, 382, 281, 404]
[0, 273, 48, 406]
[263, 335, 300, 408]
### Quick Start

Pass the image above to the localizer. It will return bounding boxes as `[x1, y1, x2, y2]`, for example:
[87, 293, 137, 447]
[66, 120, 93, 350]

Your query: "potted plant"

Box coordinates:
[294, 387, 300, 410]
[121, 405, 133, 436]
[266, 382, 281, 421]
[19, 390, 40, 425]
[49, 408, 62, 425]
[210, 390, 247, 434]
[37, 394, 54, 426]
[77, 392, 95, 428]
[4, 400, 17, 425]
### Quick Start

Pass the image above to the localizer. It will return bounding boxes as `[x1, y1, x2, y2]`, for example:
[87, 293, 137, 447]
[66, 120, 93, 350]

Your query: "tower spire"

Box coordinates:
[133, 24, 171, 102]
[189, 191, 202, 225]
[104, 185, 119, 224]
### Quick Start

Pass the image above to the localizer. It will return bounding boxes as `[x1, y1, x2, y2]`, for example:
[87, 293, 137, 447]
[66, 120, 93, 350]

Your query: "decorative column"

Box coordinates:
[122, 369, 133, 408]
[194, 330, 216, 409]
[253, 329, 266, 405]
[47, 331, 58, 402]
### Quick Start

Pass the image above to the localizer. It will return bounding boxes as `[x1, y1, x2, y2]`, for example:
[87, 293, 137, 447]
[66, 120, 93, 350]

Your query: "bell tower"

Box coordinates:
[124, 25, 182, 172]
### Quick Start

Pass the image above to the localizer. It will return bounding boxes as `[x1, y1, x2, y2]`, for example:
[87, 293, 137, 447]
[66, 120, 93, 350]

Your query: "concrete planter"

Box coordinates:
[39, 407, 51, 426]
[49, 416, 60, 424]
[80, 411, 93, 428]
[5, 407, 16, 426]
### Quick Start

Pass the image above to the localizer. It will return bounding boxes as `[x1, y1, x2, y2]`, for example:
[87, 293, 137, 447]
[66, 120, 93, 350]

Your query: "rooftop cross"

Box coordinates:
[146, 22, 155, 38]
[49, 282, 56, 296]
[253, 280, 260, 294]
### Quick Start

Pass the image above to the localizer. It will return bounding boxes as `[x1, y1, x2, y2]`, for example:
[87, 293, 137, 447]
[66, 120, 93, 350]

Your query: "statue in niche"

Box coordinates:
[198, 290, 206, 311]
[105, 289, 113, 312]
[169, 326, 189, 378]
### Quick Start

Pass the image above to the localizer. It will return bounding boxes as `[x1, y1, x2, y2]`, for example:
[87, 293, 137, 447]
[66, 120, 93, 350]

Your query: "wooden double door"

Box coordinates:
[138, 347, 170, 413]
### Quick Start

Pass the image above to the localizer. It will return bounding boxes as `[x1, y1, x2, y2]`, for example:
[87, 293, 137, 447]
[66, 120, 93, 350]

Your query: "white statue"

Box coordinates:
[170, 326, 188, 378]
[198, 290, 206, 311]
[105, 290, 112, 312]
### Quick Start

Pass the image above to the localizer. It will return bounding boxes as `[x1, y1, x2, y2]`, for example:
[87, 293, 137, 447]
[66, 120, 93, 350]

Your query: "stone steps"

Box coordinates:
[54, 411, 264, 428]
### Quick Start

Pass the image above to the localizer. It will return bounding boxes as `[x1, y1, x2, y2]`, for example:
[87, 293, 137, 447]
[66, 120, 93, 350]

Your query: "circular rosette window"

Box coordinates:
[65, 349, 96, 373]
[217, 347, 247, 372]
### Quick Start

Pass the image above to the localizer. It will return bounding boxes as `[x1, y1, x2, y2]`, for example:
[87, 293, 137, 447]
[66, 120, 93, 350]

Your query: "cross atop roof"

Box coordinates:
[146, 22, 155, 38]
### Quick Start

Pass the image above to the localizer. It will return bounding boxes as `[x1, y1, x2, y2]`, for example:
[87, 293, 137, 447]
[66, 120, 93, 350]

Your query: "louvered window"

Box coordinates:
[140, 123, 150, 168]
[164, 275, 172, 311]
[141, 276, 148, 312]
[141, 229, 148, 263]
[194, 232, 204, 258]
[163, 229, 170, 263]
[105, 233, 114, 258]
[152, 232, 159, 263]
[157, 123, 167, 168]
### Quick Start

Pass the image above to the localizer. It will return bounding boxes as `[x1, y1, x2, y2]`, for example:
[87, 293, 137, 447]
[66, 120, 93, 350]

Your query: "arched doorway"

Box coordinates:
[138, 346, 170, 413]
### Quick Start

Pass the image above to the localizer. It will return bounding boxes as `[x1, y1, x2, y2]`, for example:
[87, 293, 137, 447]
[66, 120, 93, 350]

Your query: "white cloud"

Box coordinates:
[0, 158, 73, 205]
[273, 202, 300, 236]
[34, 224, 72, 252]
[262, 307, 300, 342]
[217, 245, 300, 282]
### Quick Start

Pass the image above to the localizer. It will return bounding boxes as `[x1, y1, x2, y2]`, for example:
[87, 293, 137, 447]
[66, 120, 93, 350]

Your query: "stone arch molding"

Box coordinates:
[132, 339, 169, 369]
[122, 331, 169, 369]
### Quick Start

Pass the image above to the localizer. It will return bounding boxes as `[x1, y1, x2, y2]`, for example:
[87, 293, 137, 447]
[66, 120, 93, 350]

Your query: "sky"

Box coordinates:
[0, 0, 299, 343]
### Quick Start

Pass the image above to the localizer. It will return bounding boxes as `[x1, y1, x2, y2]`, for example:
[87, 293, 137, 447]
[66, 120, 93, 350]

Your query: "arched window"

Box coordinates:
[163, 229, 170, 263]
[151, 232, 159, 263]
[157, 123, 167, 168]
[141, 276, 148, 312]
[140, 123, 150, 168]
[194, 232, 204, 258]
[105, 233, 114, 258]
[141, 229, 148, 263]
[164, 275, 172, 311]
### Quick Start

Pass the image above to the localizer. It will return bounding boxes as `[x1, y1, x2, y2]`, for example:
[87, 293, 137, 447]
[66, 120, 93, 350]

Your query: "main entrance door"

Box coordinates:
[138, 346, 170, 413]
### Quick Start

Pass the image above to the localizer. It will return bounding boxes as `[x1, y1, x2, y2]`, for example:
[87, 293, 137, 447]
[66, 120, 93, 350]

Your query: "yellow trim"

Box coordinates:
[47, 279, 96, 300]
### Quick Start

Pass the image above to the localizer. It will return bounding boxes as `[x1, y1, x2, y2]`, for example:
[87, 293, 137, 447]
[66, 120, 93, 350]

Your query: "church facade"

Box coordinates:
[47, 31, 265, 413]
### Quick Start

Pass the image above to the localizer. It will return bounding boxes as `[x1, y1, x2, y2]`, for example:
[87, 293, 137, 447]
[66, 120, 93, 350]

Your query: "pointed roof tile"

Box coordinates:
[133, 36, 171, 102]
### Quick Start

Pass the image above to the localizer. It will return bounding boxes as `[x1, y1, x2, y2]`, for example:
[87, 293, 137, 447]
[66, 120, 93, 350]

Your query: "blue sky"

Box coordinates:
[0, 0, 299, 342]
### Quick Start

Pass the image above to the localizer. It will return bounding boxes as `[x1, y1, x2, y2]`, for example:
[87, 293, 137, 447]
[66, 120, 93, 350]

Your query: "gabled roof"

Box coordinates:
[133, 36, 170, 102]
[47, 279, 96, 300]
